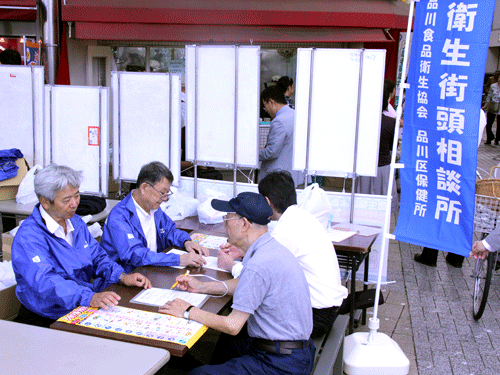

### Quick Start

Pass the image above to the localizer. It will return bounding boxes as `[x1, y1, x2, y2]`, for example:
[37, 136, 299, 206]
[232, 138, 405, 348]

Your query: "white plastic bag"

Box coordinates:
[197, 189, 230, 224]
[161, 191, 200, 221]
[16, 164, 42, 204]
[297, 183, 333, 228]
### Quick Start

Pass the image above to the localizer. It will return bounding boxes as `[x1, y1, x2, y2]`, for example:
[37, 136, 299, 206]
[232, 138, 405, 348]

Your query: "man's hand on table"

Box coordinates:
[180, 252, 207, 267]
[121, 272, 152, 289]
[173, 274, 204, 293]
[158, 298, 191, 318]
[90, 291, 121, 310]
[184, 240, 210, 256]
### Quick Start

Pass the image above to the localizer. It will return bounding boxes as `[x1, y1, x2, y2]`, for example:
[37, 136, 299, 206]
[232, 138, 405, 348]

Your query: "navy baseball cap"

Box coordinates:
[211, 192, 273, 225]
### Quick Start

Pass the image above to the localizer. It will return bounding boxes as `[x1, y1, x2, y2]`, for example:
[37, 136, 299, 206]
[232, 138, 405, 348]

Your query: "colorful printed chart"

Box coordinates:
[57, 305, 207, 348]
[190, 233, 228, 249]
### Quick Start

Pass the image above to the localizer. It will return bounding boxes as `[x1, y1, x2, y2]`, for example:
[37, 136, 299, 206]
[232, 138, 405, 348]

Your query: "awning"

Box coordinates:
[0, 0, 36, 21]
[75, 23, 393, 43]
[63, 0, 409, 42]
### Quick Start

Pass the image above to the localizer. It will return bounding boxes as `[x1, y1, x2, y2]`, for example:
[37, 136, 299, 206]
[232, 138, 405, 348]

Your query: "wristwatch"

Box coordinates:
[118, 272, 126, 284]
[184, 305, 194, 320]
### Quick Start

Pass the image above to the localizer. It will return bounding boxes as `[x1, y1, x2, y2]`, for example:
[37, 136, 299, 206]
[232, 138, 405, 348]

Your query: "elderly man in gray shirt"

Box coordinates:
[160, 192, 314, 375]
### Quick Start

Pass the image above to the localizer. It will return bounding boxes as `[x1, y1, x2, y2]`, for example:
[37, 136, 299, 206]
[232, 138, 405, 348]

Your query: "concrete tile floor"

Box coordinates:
[348, 123, 500, 375]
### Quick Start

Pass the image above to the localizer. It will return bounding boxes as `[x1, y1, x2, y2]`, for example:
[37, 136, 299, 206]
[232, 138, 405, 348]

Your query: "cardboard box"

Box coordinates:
[0, 284, 20, 320]
[2, 232, 14, 261]
[0, 158, 29, 201]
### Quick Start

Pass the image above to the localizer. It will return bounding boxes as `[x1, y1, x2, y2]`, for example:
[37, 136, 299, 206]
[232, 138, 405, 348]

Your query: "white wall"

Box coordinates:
[67, 39, 89, 86]
[485, 47, 500, 73]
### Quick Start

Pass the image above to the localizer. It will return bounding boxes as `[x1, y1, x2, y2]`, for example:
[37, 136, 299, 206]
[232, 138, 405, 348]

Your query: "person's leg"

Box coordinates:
[311, 306, 339, 339]
[485, 112, 496, 143]
[495, 114, 500, 144]
[414, 247, 438, 266]
[191, 340, 315, 375]
[13, 305, 56, 328]
[445, 252, 464, 268]
[210, 323, 249, 365]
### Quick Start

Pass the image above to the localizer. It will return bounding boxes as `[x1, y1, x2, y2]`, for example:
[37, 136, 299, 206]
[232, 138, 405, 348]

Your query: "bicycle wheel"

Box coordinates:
[473, 252, 494, 320]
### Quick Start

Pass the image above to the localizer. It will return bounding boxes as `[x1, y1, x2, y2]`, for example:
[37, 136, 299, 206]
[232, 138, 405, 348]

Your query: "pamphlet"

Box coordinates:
[57, 305, 207, 348]
[130, 287, 209, 308]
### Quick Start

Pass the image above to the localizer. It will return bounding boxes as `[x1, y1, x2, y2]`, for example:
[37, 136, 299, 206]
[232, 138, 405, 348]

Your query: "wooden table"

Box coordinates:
[178, 215, 378, 334]
[1, 319, 170, 375]
[175, 216, 227, 236]
[50, 247, 233, 357]
[334, 233, 378, 334]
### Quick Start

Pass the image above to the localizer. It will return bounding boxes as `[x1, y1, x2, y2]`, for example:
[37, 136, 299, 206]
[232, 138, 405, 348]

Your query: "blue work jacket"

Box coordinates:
[100, 193, 191, 273]
[12, 204, 124, 320]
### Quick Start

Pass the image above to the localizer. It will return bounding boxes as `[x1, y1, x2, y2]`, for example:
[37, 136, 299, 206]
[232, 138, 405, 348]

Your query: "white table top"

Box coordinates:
[0, 199, 120, 223]
[0, 320, 170, 375]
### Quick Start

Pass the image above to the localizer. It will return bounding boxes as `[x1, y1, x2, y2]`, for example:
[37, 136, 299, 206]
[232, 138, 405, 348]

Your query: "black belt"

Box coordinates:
[252, 338, 310, 355]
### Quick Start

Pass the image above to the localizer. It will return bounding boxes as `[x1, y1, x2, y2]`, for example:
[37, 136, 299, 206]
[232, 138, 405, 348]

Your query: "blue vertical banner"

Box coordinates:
[394, 0, 495, 256]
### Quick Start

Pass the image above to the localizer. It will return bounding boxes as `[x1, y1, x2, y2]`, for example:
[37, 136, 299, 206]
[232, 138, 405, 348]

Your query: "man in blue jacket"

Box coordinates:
[100, 161, 208, 273]
[12, 164, 151, 328]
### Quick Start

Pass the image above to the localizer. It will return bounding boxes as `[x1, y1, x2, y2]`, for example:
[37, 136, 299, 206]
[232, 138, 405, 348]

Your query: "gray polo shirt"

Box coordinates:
[232, 232, 312, 341]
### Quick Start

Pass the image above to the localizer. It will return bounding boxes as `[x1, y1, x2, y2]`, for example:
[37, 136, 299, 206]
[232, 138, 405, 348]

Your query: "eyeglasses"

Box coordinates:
[147, 182, 173, 199]
[223, 214, 242, 224]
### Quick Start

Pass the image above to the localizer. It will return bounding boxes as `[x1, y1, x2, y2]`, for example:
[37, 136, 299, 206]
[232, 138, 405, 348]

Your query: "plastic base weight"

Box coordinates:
[343, 332, 410, 375]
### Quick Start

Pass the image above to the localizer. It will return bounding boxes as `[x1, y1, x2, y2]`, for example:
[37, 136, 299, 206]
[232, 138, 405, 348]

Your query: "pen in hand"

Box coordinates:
[171, 270, 190, 290]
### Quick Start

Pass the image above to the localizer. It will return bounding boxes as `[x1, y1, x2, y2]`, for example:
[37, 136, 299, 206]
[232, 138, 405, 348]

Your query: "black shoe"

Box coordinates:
[445, 254, 463, 268]
[485, 141, 492, 145]
[496, 141, 499, 145]
[414, 253, 437, 267]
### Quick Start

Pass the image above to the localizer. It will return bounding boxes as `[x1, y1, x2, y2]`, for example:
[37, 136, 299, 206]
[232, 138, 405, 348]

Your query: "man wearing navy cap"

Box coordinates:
[159, 192, 315, 375]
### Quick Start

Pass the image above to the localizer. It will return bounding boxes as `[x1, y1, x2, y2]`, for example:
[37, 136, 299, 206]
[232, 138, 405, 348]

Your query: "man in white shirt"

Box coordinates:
[218, 171, 347, 338]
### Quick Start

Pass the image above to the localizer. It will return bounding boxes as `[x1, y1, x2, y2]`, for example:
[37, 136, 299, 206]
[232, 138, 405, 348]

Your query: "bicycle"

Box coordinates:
[472, 191, 500, 320]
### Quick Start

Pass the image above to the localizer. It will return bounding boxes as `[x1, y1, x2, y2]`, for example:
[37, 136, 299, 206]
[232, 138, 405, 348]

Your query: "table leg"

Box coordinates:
[362, 253, 370, 326]
[349, 255, 356, 334]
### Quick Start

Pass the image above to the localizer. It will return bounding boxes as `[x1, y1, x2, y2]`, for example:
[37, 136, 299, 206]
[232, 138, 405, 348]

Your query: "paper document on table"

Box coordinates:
[204, 255, 241, 273]
[328, 228, 357, 242]
[166, 249, 240, 273]
[130, 287, 210, 308]
[331, 223, 381, 237]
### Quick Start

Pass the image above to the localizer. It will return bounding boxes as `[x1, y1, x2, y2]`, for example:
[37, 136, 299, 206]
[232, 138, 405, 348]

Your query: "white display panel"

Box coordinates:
[169, 75, 182, 186]
[47, 85, 109, 195]
[0, 65, 44, 167]
[294, 49, 386, 177]
[186, 45, 260, 167]
[112, 72, 179, 184]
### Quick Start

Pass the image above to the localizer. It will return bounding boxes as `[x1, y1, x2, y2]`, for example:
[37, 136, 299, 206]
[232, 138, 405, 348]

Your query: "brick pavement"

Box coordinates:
[387, 124, 500, 375]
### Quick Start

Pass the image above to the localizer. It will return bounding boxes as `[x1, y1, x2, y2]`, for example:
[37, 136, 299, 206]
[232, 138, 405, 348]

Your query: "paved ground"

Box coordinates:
[355, 124, 500, 375]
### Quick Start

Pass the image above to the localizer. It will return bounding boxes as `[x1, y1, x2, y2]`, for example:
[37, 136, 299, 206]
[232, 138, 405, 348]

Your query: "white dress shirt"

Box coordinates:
[232, 205, 348, 308]
[132, 196, 157, 253]
[39, 205, 75, 246]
